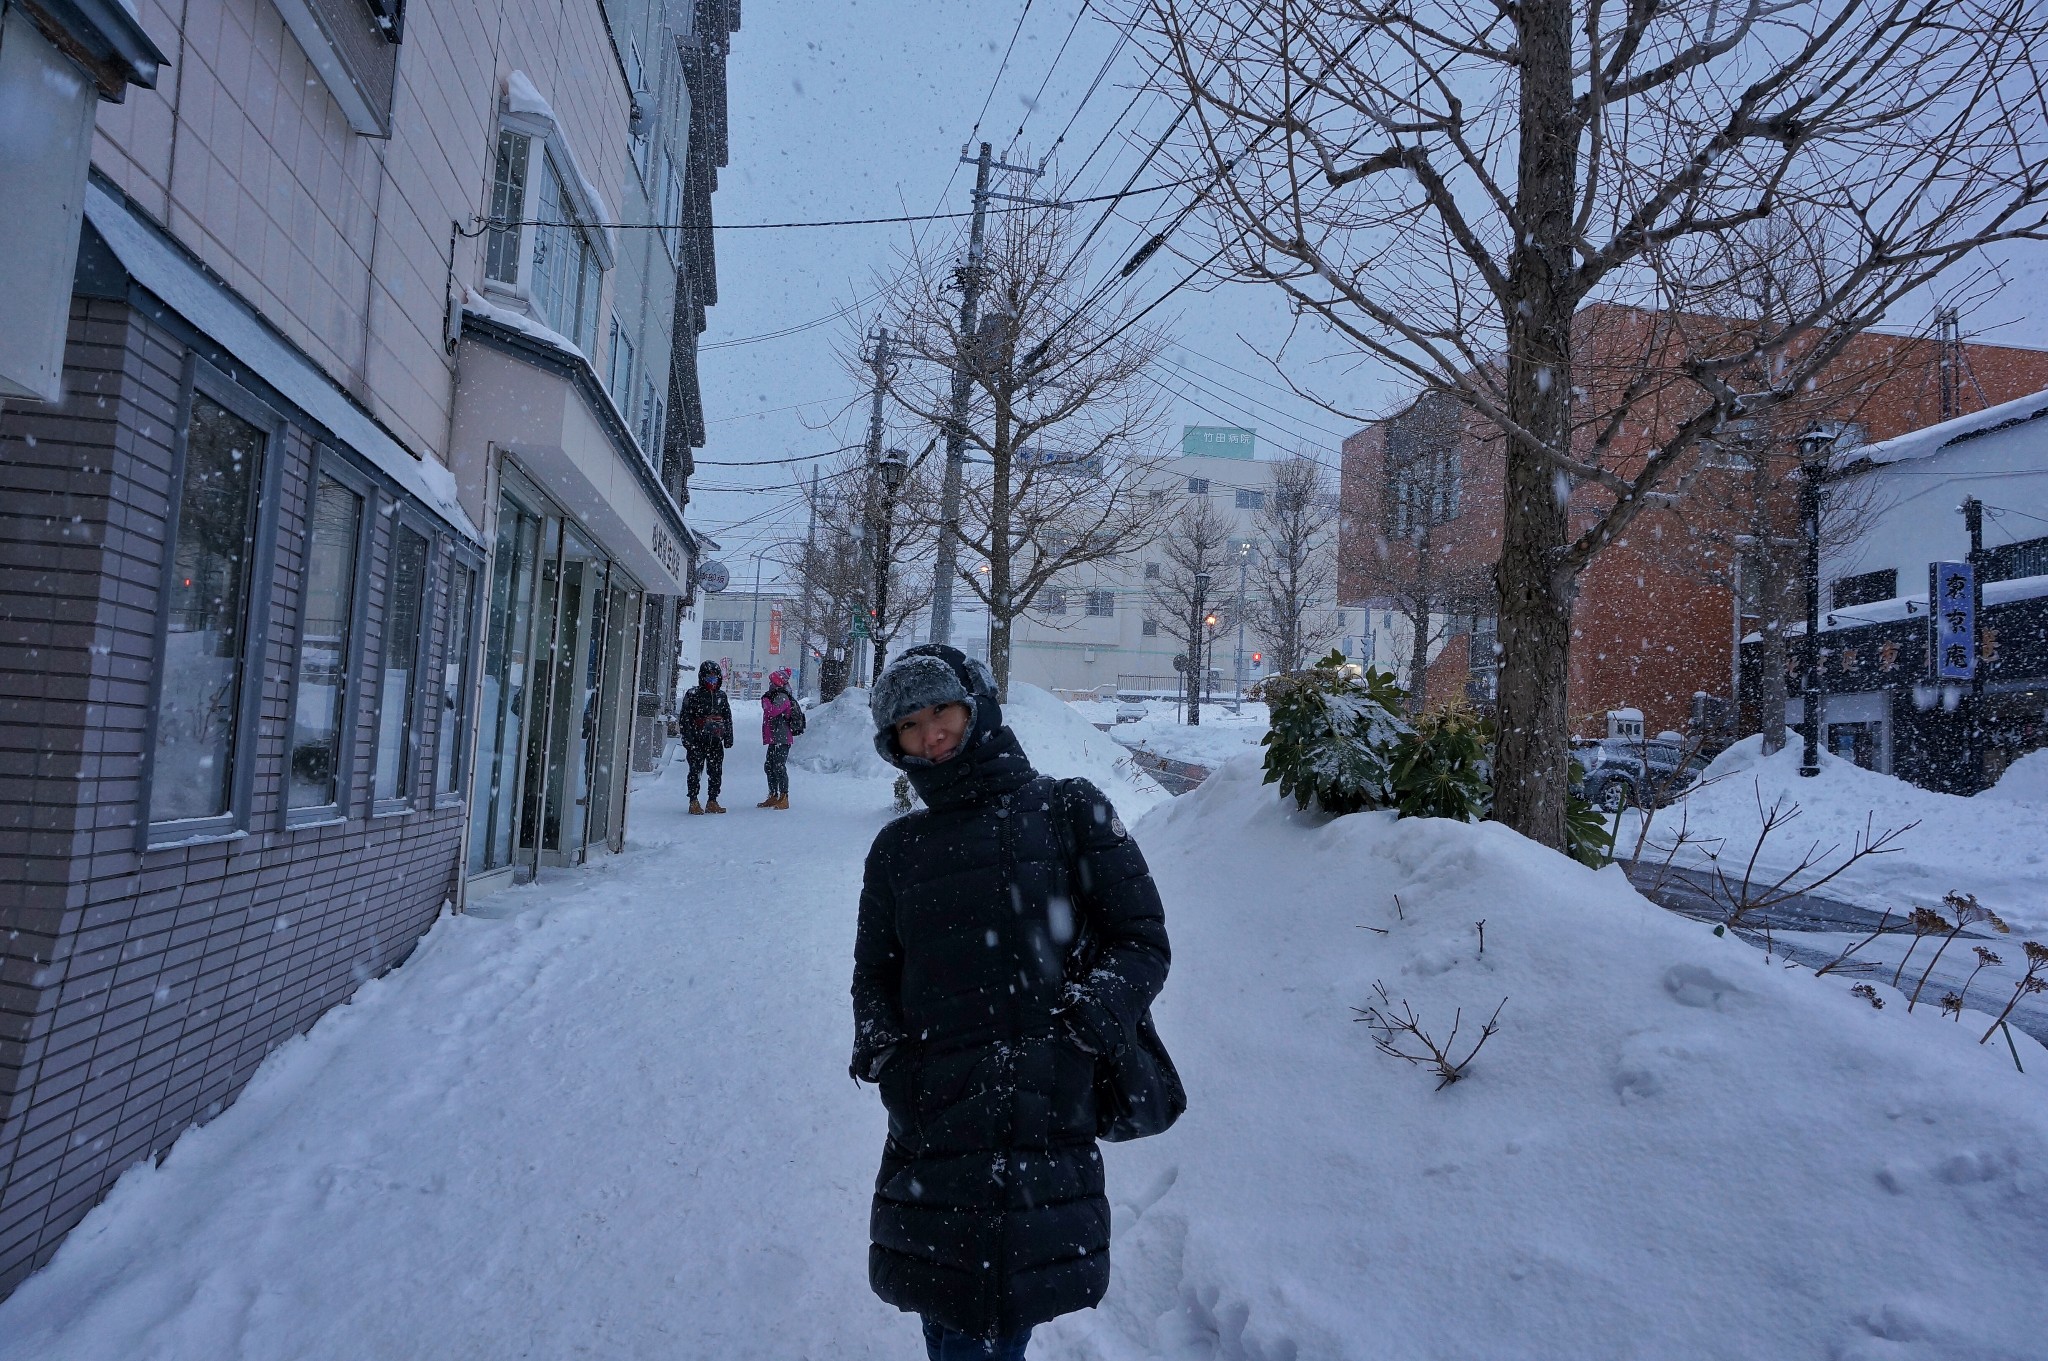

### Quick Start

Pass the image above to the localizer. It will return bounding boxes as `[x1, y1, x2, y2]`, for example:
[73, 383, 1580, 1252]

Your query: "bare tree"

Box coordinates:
[1246, 454, 1341, 674]
[1148, 494, 1239, 709]
[1145, 0, 2048, 848]
[880, 202, 1170, 696]
[787, 451, 936, 684]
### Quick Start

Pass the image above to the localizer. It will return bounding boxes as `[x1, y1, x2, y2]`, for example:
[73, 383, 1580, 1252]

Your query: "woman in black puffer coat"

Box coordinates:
[852, 645, 1170, 1361]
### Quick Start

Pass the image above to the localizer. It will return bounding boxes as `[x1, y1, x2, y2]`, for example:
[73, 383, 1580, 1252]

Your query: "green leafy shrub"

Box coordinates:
[1257, 653, 1616, 866]
[1255, 652, 1412, 814]
[1391, 703, 1493, 821]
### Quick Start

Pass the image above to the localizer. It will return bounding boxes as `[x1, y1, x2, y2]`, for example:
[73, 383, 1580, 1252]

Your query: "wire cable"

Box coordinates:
[1003, 2, 1093, 161]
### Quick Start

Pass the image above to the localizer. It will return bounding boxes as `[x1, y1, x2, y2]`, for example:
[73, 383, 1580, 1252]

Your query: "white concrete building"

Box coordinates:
[1007, 429, 1347, 698]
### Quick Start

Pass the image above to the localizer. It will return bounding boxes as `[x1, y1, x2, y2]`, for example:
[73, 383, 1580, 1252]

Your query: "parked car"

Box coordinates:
[1573, 739, 1709, 811]
[1114, 695, 1149, 724]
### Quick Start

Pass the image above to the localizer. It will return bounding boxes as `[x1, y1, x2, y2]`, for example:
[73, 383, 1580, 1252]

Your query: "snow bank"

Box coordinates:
[790, 684, 1168, 816]
[1636, 734, 2048, 932]
[1001, 684, 1168, 816]
[788, 688, 896, 780]
[1109, 701, 1268, 770]
[1094, 752, 2048, 1359]
[1985, 748, 2048, 809]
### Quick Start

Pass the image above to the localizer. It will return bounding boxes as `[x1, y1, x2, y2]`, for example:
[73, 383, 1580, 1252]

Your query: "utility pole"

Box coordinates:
[1939, 308, 1962, 421]
[857, 327, 892, 681]
[929, 141, 1050, 645]
[796, 465, 819, 699]
[1232, 540, 1252, 712]
[1796, 429, 1833, 777]
[1189, 570, 1211, 727]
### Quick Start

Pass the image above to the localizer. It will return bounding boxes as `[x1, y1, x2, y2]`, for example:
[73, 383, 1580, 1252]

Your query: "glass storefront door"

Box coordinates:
[469, 465, 646, 884]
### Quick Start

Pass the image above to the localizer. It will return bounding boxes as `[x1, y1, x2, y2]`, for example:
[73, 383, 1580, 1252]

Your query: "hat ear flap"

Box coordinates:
[964, 657, 997, 698]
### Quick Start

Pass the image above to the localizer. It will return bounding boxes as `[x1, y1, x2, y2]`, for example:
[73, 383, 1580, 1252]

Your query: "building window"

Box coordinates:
[530, 152, 603, 352]
[607, 315, 634, 405]
[1982, 535, 2048, 584]
[703, 618, 744, 641]
[1143, 561, 1160, 580]
[1041, 588, 1067, 616]
[1235, 488, 1265, 511]
[1187, 477, 1210, 494]
[640, 377, 660, 461]
[438, 558, 479, 799]
[1390, 450, 1461, 534]
[373, 526, 431, 808]
[1468, 614, 1499, 703]
[485, 131, 531, 286]
[1085, 589, 1115, 617]
[287, 470, 366, 814]
[1831, 569, 1897, 609]
[1141, 615, 1159, 637]
[150, 390, 270, 831]
[626, 41, 650, 183]
[661, 149, 685, 260]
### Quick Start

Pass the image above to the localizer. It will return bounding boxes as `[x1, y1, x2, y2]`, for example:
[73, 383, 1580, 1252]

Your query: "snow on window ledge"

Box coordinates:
[501, 71, 617, 266]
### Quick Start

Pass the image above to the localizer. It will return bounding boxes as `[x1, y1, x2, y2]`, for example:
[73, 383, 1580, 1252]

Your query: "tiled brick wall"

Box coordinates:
[0, 296, 464, 1298]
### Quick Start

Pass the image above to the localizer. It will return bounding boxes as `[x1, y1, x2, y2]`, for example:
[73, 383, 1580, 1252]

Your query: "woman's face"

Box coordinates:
[894, 701, 971, 764]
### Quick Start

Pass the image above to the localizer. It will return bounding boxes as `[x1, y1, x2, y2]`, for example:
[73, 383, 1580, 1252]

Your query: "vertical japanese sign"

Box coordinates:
[1930, 561, 1975, 681]
[769, 605, 782, 655]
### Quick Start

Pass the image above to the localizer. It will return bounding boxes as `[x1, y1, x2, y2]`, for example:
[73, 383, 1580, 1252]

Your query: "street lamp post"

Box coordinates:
[1190, 570, 1211, 727]
[871, 448, 907, 684]
[1796, 429, 1834, 777]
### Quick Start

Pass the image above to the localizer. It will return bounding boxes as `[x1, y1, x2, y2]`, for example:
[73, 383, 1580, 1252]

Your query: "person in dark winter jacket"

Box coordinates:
[757, 667, 804, 809]
[851, 645, 1170, 1360]
[677, 660, 734, 814]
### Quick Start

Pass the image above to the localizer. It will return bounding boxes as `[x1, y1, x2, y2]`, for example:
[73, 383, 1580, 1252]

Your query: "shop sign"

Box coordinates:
[651, 522, 684, 579]
[769, 605, 782, 655]
[1930, 560, 1975, 681]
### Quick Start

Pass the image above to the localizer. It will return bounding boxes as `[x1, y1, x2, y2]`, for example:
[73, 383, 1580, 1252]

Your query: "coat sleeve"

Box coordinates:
[850, 828, 907, 1081]
[1061, 779, 1171, 1057]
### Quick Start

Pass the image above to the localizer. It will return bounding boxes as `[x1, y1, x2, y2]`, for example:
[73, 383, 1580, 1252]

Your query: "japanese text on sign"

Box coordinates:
[1930, 560, 1975, 681]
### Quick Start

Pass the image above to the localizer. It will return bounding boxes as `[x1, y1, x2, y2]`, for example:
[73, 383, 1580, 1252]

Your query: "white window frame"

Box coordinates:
[480, 80, 617, 352]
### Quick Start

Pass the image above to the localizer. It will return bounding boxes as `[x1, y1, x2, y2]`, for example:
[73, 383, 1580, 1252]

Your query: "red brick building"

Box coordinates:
[1340, 304, 2048, 736]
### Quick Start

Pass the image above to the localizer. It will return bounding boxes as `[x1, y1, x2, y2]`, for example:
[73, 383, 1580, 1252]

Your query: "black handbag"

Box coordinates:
[1054, 781, 1186, 1143]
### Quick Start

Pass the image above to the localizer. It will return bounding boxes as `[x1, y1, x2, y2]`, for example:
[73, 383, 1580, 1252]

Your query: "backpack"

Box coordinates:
[789, 703, 807, 737]
[1049, 778, 1185, 1143]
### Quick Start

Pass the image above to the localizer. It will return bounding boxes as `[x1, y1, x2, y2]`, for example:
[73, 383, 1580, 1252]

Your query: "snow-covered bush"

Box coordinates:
[1258, 654, 1611, 864]
[1255, 653, 1411, 814]
[1390, 703, 1491, 822]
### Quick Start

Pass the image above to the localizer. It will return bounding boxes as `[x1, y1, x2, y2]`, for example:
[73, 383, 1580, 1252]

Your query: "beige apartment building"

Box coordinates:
[0, 0, 736, 1295]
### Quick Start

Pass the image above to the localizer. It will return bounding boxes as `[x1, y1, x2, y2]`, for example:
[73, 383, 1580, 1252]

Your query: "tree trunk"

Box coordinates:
[987, 408, 1014, 700]
[1406, 525, 1433, 713]
[1491, 0, 1579, 850]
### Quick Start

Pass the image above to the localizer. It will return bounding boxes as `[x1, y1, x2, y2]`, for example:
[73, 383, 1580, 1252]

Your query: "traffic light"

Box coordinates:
[1204, 612, 1218, 628]
[1251, 651, 1262, 665]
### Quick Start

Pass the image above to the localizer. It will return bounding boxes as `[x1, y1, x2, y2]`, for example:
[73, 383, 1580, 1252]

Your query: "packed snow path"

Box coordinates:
[4, 702, 2046, 1360]
[0, 767, 930, 1360]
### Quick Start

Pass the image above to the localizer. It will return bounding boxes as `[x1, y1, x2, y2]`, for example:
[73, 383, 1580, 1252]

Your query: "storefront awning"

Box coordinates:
[450, 317, 693, 596]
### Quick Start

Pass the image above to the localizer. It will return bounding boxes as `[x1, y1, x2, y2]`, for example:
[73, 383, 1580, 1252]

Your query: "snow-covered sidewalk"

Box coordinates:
[4, 711, 2045, 1360]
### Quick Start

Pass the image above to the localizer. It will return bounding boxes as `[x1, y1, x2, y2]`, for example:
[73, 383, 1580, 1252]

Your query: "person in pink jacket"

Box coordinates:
[757, 668, 805, 809]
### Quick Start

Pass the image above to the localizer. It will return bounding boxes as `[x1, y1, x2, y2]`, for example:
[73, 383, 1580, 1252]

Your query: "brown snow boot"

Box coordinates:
[688, 798, 704, 815]
[774, 794, 790, 810]
[757, 794, 778, 808]
[705, 799, 726, 814]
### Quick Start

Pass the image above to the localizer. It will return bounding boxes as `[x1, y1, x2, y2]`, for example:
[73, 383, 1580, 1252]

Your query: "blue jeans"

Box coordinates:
[922, 1317, 1031, 1361]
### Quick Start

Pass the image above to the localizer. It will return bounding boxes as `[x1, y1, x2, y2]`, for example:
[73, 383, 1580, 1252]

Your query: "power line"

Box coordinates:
[473, 172, 1203, 236]
[700, 292, 885, 351]
[691, 443, 865, 467]
[1002, 1, 1093, 161]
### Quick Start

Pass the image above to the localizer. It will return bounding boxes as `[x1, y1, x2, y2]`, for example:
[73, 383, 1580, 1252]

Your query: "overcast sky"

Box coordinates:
[688, 1, 2048, 586]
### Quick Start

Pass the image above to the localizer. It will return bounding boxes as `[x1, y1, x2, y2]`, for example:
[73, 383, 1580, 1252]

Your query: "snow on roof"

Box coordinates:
[84, 183, 479, 542]
[1767, 570, 2048, 637]
[1836, 385, 2048, 471]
